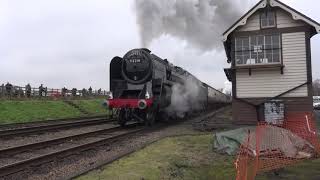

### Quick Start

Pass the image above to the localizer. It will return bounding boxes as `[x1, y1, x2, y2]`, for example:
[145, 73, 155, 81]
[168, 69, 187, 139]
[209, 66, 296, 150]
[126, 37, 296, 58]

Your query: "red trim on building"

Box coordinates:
[106, 98, 153, 108]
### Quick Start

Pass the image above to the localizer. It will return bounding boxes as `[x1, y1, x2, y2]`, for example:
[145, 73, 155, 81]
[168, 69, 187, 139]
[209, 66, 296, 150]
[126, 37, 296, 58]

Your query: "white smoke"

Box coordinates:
[165, 77, 203, 118]
[134, 0, 247, 51]
[223, 80, 232, 96]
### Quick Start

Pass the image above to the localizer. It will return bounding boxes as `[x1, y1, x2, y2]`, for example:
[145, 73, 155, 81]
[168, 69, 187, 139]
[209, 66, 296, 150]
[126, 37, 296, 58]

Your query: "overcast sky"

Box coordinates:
[0, 0, 319, 90]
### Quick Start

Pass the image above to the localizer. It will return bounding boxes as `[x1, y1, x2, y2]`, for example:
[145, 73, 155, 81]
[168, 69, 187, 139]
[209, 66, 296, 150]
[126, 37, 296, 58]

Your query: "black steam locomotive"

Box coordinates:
[105, 48, 230, 126]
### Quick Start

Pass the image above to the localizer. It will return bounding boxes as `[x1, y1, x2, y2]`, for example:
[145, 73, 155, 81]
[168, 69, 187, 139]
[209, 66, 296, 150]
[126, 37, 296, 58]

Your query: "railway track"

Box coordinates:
[0, 116, 115, 138]
[0, 108, 231, 179]
[0, 115, 110, 130]
[0, 122, 143, 178]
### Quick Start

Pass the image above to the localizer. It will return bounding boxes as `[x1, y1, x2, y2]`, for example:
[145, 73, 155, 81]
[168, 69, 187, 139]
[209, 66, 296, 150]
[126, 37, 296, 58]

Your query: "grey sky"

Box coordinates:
[0, 0, 319, 90]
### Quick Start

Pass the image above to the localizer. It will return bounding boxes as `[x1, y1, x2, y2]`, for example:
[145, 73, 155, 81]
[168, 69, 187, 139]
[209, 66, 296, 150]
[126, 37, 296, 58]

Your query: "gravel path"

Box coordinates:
[192, 106, 238, 131]
[20, 107, 233, 180]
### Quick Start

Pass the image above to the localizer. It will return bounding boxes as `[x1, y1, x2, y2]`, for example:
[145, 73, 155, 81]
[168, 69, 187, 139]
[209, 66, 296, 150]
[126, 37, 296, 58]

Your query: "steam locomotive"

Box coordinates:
[105, 48, 230, 126]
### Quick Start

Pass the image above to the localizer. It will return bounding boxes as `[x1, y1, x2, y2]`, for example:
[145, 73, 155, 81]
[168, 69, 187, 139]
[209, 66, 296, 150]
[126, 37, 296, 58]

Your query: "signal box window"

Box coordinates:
[235, 34, 281, 65]
[261, 11, 276, 28]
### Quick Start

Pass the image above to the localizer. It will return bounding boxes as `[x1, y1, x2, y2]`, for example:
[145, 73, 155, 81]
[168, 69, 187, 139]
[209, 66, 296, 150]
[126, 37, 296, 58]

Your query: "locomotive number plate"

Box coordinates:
[129, 59, 141, 63]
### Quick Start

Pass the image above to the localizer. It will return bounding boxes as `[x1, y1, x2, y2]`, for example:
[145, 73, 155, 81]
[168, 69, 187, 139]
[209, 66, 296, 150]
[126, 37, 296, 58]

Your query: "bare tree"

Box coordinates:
[313, 79, 320, 96]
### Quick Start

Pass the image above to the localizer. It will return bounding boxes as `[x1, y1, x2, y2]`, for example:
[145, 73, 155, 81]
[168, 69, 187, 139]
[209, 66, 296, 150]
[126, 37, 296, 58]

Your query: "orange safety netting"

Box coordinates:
[235, 112, 320, 180]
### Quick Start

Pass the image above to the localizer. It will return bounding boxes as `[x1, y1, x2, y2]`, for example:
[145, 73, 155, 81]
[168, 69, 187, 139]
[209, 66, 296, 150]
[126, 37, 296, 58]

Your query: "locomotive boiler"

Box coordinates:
[105, 48, 230, 126]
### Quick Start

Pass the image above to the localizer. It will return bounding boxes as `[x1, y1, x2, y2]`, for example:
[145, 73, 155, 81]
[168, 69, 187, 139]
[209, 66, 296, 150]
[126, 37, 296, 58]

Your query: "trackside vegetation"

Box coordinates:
[72, 99, 108, 115]
[0, 99, 108, 124]
[77, 135, 236, 180]
[77, 134, 320, 180]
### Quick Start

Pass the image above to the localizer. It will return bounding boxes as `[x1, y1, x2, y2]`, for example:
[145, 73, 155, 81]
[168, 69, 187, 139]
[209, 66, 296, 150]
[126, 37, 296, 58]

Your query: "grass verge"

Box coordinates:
[76, 134, 235, 180]
[0, 99, 108, 124]
[72, 99, 107, 115]
[256, 158, 320, 180]
[77, 133, 320, 180]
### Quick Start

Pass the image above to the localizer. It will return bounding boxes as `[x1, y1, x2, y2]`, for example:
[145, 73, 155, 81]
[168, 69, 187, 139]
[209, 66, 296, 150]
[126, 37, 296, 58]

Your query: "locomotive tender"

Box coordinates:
[105, 48, 230, 126]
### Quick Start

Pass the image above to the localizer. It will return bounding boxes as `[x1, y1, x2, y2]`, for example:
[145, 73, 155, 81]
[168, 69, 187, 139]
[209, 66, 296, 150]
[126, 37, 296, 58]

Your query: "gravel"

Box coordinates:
[192, 106, 237, 131]
[1, 107, 232, 180]
[23, 107, 232, 180]
[0, 123, 118, 149]
[0, 128, 137, 170]
[0, 116, 108, 131]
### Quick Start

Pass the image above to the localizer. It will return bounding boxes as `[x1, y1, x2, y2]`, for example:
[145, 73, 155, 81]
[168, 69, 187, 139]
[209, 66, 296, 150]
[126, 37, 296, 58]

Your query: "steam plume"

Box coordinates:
[165, 77, 204, 118]
[134, 0, 245, 50]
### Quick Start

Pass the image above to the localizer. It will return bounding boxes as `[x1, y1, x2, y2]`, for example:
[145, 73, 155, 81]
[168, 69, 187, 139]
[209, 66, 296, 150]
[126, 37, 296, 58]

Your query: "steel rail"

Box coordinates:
[0, 123, 137, 156]
[0, 125, 143, 177]
[0, 115, 108, 129]
[0, 117, 115, 138]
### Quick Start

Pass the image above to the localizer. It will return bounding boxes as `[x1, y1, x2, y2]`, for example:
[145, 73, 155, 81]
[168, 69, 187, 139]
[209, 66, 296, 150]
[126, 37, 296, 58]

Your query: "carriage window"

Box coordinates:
[261, 11, 276, 28]
[235, 34, 281, 65]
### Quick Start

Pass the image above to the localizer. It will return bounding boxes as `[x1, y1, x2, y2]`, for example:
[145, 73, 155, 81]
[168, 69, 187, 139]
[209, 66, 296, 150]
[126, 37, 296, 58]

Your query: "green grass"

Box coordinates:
[72, 99, 107, 115]
[75, 109, 320, 180]
[0, 99, 108, 124]
[256, 158, 320, 180]
[77, 133, 320, 180]
[76, 134, 236, 180]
